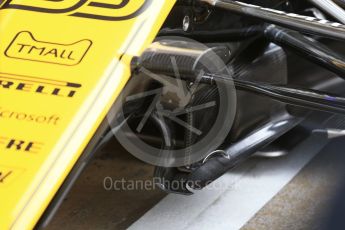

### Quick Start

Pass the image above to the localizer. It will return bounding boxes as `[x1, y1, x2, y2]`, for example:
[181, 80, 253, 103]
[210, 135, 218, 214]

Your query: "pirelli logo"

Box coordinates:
[0, 72, 82, 98]
[0, 0, 150, 21]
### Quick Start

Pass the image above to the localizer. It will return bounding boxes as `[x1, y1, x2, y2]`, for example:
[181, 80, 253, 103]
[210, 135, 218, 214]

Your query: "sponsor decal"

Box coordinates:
[0, 72, 82, 98]
[0, 0, 150, 21]
[0, 166, 24, 185]
[0, 137, 44, 154]
[0, 107, 61, 125]
[5, 31, 92, 66]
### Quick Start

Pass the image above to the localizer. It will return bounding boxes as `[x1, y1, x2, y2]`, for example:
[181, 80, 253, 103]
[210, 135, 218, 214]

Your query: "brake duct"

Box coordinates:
[133, 37, 345, 194]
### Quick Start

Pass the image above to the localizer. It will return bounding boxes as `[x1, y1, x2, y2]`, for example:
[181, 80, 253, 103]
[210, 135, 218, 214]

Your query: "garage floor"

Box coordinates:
[47, 142, 165, 230]
[243, 137, 345, 230]
[47, 120, 345, 230]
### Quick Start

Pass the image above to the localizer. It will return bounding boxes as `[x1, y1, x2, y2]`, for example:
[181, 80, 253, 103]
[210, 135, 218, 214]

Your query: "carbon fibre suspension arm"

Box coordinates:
[199, 0, 345, 41]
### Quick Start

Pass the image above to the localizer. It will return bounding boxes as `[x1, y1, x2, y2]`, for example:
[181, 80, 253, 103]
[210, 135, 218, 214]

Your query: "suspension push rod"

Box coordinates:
[199, 0, 345, 41]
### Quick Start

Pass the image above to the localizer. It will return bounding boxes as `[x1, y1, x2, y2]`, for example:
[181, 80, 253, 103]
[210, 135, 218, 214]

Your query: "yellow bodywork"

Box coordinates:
[0, 0, 175, 228]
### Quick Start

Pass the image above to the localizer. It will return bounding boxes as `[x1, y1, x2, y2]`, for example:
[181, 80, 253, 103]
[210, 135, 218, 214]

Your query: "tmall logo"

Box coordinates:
[5, 31, 92, 66]
[0, 0, 150, 21]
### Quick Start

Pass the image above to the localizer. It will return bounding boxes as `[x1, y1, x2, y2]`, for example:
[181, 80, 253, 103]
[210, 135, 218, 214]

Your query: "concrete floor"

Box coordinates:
[243, 137, 345, 230]
[47, 134, 345, 230]
[47, 143, 165, 230]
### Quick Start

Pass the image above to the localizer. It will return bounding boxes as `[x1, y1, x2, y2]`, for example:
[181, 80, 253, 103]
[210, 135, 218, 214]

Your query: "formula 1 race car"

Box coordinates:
[1, 0, 345, 228]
